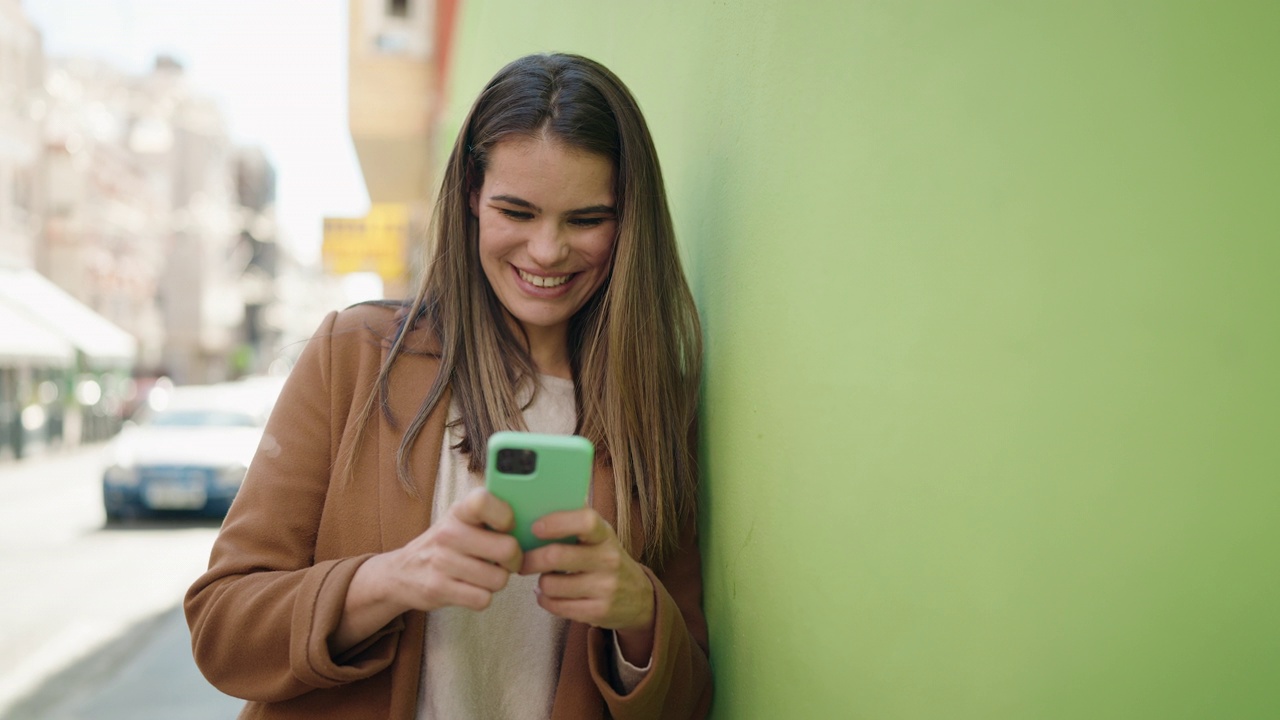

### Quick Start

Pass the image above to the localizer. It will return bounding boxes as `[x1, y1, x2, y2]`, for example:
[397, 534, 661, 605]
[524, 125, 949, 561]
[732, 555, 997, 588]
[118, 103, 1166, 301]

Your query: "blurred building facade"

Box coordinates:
[0, 3, 136, 457]
[40, 58, 168, 371]
[39, 55, 279, 386]
[0, 0, 56, 458]
[2, 0, 286, 458]
[0, 0, 43, 268]
[149, 59, 245, 384]
[233, 145, 283, 376]
[339, 0, 460, 298]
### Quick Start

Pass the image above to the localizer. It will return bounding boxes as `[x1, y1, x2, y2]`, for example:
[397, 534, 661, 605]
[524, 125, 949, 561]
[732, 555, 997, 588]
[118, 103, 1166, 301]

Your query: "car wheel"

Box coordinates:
[105, 504, 140, 526]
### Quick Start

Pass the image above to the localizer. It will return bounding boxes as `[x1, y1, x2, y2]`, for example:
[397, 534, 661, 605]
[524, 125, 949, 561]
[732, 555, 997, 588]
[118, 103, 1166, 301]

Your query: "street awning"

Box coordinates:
[0, 298, 75, 366]
[0, 266, 137, 368]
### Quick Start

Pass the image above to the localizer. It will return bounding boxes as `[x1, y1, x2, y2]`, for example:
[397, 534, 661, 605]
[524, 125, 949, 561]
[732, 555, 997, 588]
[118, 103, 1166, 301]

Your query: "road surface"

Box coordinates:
[0, 445, 243, 719]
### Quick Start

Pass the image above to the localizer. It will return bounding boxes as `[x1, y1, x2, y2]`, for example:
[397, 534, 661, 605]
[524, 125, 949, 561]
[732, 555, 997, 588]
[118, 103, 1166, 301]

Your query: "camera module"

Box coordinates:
[496, 448, 537, 475]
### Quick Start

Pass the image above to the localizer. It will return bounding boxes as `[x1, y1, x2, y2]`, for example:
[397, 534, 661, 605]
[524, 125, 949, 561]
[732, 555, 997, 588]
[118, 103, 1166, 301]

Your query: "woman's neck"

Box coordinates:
[519, 322, 572, 380]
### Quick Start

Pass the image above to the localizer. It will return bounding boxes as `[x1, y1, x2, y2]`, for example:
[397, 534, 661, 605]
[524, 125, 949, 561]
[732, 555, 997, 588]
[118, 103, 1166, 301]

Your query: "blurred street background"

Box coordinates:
[1, 0, 388, 716]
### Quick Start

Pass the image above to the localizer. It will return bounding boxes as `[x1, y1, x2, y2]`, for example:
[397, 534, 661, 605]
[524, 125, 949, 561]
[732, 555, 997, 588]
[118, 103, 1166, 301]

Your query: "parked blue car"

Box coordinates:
[102, 378, 282, 521]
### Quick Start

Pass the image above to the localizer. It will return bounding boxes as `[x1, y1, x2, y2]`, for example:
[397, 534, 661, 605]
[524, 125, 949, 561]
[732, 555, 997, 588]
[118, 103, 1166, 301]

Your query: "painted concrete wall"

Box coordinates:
[444, 3, 1279, 717]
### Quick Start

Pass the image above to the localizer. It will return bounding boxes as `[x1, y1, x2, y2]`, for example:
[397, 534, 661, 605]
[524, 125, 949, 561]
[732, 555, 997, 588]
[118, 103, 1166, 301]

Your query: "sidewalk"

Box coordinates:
[1, 604, 244, 720]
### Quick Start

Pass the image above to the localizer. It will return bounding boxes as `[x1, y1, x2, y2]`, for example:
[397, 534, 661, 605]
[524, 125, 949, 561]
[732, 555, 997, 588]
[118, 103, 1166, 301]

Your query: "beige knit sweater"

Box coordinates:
[419, 376, 649, 719]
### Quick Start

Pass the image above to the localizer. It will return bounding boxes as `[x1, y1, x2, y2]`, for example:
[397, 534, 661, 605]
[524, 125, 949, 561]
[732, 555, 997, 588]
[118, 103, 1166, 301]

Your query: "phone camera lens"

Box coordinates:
[497, 448, 537, 475]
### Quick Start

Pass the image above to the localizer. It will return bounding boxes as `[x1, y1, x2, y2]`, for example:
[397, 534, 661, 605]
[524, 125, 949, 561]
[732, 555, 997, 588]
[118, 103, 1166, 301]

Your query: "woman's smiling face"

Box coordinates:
[471, 135, 617, 345]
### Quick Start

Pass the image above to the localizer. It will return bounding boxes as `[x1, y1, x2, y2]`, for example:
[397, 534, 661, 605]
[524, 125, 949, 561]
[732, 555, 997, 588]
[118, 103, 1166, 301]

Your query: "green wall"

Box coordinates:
[445, 3, 1279, 717]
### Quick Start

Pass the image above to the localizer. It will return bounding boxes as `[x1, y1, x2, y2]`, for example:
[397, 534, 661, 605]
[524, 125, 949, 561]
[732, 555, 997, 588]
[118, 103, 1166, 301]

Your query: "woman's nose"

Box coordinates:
[526, 222, 569, 266]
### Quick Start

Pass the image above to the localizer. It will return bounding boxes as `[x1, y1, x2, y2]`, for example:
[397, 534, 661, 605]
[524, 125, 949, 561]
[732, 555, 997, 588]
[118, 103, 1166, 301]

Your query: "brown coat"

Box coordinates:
[184, 304, 712, 719]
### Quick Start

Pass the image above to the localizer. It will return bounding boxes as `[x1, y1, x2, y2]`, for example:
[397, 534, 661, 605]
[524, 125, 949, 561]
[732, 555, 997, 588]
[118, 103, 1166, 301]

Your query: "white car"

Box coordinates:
[101, 378, 283, 521]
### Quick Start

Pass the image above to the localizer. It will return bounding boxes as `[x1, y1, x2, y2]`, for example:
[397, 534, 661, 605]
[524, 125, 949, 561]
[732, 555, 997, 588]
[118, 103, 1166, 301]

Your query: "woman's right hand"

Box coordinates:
[329, 487, 523, 654]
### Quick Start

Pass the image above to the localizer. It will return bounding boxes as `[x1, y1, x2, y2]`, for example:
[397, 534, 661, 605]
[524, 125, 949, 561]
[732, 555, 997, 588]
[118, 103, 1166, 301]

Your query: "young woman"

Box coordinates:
[185, 53, 711, 719]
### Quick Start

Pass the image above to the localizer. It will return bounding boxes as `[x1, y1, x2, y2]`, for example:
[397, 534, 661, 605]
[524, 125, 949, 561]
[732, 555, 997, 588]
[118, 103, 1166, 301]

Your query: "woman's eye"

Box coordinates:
[568, 217, 608, 228]
[497, 208, 533, 221]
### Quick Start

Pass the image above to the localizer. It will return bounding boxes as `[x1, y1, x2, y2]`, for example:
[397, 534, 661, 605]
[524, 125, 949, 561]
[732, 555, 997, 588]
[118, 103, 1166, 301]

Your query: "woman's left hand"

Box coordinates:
[520, 508, 655, 664]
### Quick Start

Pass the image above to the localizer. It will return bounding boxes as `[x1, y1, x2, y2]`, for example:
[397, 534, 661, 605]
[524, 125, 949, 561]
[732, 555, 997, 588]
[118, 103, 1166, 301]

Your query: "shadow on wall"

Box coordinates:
[682, 145, 740, 689]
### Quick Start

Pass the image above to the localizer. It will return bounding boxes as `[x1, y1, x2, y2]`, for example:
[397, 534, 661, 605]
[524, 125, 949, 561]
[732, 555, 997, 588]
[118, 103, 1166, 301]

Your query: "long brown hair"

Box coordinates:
[343, 53, 701, 567]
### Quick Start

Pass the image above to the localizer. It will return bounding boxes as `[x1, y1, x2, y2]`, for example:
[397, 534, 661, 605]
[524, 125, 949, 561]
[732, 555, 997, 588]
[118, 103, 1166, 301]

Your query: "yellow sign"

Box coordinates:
[322, 204, 409, 282]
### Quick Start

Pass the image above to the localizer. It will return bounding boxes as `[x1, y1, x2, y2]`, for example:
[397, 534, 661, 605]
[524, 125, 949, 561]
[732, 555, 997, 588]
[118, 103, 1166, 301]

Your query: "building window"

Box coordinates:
[388, 0, 409, 18]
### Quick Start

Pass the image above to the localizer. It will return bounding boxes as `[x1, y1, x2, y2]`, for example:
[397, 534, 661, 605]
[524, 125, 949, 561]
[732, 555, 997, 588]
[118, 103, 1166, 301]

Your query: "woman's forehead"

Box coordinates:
[482, 136, 615, 208]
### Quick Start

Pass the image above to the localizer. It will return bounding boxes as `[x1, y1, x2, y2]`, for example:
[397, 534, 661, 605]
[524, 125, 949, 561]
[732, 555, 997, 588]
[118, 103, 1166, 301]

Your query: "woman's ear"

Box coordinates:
[469, 189, 479, 217]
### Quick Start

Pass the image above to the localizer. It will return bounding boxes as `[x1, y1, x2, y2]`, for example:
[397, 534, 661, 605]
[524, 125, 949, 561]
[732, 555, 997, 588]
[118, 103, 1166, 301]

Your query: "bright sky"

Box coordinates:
[24, 0, 371, 265]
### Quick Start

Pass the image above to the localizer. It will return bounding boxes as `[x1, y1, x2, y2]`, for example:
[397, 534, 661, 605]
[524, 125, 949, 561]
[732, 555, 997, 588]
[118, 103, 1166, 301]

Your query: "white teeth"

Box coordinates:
[518, 268, 572, 288]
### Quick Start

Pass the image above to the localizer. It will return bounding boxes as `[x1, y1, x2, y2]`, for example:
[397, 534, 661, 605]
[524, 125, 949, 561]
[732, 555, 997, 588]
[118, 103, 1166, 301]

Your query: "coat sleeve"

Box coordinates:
[586, 515, 714, 719]
[184, 311, 403, 702]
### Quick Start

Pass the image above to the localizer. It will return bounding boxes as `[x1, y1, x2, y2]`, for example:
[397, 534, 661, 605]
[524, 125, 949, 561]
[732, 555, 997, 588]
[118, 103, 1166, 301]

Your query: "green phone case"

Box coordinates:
[485, 431, 594, 551]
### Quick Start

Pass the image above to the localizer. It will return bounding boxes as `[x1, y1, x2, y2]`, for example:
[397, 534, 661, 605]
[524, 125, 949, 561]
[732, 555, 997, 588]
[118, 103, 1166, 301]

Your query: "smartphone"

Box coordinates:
[484, 431, 594, 551]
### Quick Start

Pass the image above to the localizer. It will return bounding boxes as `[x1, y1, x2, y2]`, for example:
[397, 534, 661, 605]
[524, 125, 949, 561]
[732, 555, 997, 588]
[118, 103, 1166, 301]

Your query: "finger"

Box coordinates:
[435, 519, 524, 573]
[430, 576, 494, 612]
[521, 541, 598, 575]
[451, 487, 515, 533]
[533, 508, 611, 545]
[537, 569, 601, 600]
[535, 582, 653, 630]
[436, 550, 511, 593]
[535, 595, 608, 626]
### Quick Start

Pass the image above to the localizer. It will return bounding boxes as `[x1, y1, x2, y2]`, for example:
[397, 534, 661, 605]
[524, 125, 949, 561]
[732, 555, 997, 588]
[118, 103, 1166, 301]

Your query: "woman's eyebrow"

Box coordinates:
[566, 204, 616, 216]
[490, 194, 615, 216]
[490, 194, 540, 211]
